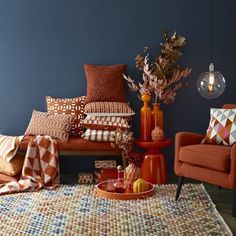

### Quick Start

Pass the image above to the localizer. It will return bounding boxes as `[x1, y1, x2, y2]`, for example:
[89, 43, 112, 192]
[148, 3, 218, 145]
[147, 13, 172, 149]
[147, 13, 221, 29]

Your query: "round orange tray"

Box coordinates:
[95, 180, 155, 200]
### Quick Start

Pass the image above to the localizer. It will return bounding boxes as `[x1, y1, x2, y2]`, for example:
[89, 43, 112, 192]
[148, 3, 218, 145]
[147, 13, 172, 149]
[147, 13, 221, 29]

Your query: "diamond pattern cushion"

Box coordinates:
[203, 108, 236, 146]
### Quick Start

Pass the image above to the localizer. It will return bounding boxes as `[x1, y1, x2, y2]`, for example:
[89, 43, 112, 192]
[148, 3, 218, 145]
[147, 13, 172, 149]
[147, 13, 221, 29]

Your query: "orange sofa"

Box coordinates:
[175, 104, 236, 216]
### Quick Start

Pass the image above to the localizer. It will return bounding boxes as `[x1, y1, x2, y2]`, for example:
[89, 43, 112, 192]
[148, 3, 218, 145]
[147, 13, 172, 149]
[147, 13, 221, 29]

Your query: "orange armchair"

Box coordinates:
[175, 104, 236, 217]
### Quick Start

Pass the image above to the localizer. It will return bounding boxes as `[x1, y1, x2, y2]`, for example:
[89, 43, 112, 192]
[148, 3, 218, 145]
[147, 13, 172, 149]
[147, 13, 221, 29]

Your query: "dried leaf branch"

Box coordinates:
[124, 31, 192, 104]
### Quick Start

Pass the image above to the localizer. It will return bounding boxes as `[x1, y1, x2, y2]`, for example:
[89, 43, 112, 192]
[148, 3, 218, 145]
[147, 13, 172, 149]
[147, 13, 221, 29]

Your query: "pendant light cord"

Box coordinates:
[210, 0, 214, 62]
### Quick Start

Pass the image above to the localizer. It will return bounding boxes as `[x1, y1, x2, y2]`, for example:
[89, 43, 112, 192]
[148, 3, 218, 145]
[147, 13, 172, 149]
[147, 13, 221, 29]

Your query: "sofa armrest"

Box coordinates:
[229, 143, 236, 187]
[174, 132, 204, 175]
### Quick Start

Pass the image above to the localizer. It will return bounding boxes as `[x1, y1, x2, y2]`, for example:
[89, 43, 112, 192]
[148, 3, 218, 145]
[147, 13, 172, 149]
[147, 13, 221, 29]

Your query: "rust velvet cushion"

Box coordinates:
[84, 64, 127, 104]
[179, 144, 231, 172]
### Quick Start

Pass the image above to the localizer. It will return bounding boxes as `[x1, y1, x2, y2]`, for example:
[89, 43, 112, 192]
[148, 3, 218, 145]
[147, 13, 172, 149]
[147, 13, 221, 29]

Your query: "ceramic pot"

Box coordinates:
[151, 126, 164, 141]
[125, 163, 141, 192]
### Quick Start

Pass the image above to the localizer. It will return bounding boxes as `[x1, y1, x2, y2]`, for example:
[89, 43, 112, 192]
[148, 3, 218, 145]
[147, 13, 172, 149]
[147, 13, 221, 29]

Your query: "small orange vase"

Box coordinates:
[151, 103, 164, 130]
[140, 94, 152, 141]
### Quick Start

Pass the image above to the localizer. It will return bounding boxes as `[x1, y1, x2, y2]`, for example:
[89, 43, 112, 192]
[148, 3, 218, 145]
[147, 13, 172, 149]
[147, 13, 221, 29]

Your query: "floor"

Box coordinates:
[61, 174, 236, 234]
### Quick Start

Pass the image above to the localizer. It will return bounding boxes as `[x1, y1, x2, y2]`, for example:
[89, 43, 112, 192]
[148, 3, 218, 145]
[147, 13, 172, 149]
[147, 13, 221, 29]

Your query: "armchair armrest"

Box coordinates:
[174, 132, 204, 175]
[229, 143, 236, 187]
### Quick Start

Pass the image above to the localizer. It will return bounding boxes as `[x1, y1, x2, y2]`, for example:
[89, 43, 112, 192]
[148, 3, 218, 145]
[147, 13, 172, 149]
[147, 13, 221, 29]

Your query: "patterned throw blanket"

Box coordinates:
[0, 135, 60, 195]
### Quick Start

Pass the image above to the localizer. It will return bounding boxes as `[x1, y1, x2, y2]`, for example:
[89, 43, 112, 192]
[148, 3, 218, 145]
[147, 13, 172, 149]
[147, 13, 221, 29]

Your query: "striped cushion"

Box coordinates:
[0, 153, 24, 176]
[81, 115, 130, 130]
[25, 110, 75, 142]
[46, 96, 85, 136]
[82, 129, 116, 142]
[0, 135, 24, 162]
[85, 102, 135, 116]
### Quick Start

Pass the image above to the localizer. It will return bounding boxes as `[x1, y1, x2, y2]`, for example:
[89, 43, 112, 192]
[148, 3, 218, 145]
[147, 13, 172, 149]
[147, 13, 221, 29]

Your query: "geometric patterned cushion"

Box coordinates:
[82, 129, 116, 142]
[24, 110, 75, 142]
[81, 115, 130, 131]
[84, 102, 135, 116]
[202, 108, 236, 146]
[46, 96, 85, 136]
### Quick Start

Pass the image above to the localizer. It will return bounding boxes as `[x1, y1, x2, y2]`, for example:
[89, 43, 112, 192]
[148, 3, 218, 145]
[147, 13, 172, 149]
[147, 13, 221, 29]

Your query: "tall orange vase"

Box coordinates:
[151, 103, 164, 130]
[140, 94, 151, 141]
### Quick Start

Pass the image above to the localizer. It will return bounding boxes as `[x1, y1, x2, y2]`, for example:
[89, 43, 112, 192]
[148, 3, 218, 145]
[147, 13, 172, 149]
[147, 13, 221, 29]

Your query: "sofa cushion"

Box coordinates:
[24, 110, 75, 142]
[0, 153, 24, 176]
[46, 96, 85, 136]
[84, 102, 135, 116]
[20, 136, 119, 152]
[84, 64, 127, 104]
[202, 108, 236, 146]
[179, 144, 231, 172]
[81, 115, 130, 131]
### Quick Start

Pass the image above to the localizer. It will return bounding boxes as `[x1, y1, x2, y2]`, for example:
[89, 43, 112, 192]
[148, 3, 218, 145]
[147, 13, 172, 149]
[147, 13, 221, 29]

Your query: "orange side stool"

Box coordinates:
[135, 139, 171, 184]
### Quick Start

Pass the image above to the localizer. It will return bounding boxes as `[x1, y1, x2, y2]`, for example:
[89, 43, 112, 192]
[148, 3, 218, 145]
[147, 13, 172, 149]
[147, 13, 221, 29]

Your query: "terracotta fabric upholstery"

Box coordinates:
[0, 153, 25, 176]
[223, 104, 236, 109]
[25, 110, 75, 142]
[175, 131, 236, 189]
[46, 96, 85, 136]
[179, 144, 231, 172]
[20, 136, 119, 152]
[84, 64, 127, 104]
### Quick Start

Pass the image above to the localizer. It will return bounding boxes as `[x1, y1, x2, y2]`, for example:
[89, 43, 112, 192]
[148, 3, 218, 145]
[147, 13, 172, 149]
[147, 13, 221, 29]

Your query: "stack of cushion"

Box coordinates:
[24, 63, 134, 144]
[24, 96, 86, 142]
[81, 64, 135, 142]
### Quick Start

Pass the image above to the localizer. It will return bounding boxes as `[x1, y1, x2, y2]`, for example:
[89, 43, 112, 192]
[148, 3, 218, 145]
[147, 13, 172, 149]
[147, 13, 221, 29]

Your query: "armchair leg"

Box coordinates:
[233, 190, 236, 217]
[175, 176, 184, 201]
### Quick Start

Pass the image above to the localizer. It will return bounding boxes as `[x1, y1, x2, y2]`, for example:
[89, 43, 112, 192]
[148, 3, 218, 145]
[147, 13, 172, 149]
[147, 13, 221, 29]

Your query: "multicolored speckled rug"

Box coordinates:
[0, 184, 232, 235]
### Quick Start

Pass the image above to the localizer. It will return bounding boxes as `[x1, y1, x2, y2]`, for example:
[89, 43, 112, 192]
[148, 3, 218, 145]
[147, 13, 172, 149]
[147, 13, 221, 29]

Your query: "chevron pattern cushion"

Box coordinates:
[203, 108, 236, 146]
[25, 110, 75, 142]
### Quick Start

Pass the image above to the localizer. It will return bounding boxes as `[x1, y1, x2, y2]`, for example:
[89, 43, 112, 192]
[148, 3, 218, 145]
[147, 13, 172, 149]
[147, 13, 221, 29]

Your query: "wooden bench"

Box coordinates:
[0, 136, 122, 183]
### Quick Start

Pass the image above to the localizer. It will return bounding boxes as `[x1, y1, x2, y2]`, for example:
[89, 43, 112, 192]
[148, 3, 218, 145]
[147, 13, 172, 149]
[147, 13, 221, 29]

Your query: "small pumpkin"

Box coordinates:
[133, 178, 149, 193]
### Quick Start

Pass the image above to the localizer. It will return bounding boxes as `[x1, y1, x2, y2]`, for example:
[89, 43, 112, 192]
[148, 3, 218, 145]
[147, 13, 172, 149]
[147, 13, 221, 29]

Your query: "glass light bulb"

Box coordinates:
[197, 63, 226, 99]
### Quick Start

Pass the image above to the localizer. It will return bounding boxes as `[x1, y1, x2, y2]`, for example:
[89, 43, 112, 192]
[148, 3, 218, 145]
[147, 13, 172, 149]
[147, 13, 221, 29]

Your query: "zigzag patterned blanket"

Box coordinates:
[0, 135, 60, 195]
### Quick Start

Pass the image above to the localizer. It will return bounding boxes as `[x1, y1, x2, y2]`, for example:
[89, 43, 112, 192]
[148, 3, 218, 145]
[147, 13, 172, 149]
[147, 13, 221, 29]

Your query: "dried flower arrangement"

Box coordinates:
[123, 31, 192, 104]
[111, 129, 142, 167]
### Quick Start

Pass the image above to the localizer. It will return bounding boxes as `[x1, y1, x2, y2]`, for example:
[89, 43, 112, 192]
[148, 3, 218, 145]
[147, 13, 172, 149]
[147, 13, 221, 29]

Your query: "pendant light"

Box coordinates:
[196, 0, 226, 99]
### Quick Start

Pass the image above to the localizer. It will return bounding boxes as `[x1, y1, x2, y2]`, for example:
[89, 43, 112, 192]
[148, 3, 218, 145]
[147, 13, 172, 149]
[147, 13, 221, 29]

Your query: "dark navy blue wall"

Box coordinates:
[0, 0, 235, 174]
